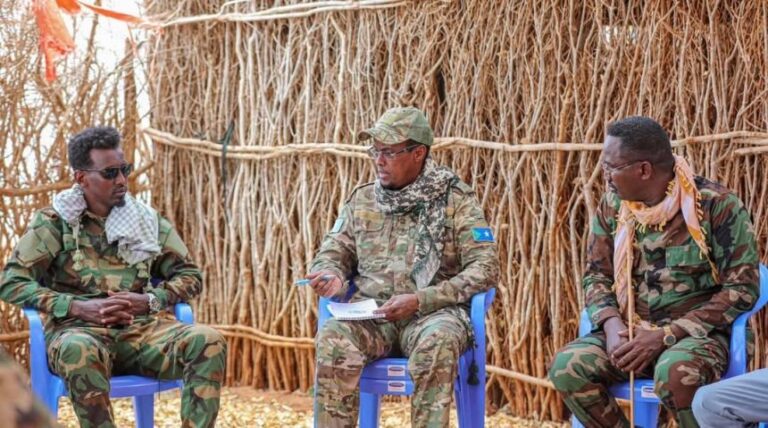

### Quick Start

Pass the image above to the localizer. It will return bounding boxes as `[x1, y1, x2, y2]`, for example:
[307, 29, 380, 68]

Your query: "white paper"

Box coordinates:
[327, 299, 386, 321]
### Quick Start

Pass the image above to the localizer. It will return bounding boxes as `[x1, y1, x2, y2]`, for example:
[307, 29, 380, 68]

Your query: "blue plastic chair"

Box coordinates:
[572, 263, 768, 428]
[315, 288, 496, 428]
[24, 303, 194, 428]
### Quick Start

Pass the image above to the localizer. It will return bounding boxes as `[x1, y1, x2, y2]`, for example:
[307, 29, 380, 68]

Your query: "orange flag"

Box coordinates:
[54, 0, 80, 14]
[33, 0, 152, 81]
[33, 0, 75, 82]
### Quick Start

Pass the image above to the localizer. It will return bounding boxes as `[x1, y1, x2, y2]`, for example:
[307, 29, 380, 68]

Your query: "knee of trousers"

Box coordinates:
[547, 349, 598, 393]
[315, 321, 366, 373]
[653, 357, 703, 406]
[407, 331, 463, 378]
[183, 325, 227, 361]
[49, 332, 110, 378]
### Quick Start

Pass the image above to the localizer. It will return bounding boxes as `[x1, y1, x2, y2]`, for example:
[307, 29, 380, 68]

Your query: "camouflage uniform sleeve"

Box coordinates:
[0, 349, 60, 428]
[671, 193, 759, 338]
[583, 194, 622, 328]
[0, 210, 74, 319]
[147, 217, 203, 308]
[309, 202, 358, 299]
[415, 186, 499, 314]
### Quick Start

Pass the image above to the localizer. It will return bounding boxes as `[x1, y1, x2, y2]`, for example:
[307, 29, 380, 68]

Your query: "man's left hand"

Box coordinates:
[373, 294, 419, 322]
[106, 291, 151, 317]
[611, 327, 665, 373]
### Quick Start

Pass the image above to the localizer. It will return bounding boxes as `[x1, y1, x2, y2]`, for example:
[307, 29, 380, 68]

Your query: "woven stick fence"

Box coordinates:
[143, 0, 768, 419]
[0, 0, 765, 422]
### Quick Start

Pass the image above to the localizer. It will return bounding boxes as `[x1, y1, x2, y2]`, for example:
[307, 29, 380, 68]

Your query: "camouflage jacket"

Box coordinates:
[0, 349, 59, 427]
[310, 180, 499, 315]
[585, 176, 759, 338]
[0, 208, 202, 327]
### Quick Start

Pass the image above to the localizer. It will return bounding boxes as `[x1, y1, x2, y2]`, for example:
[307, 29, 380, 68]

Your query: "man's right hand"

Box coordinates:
[307, 271, 342, 297]
[603, 316, 628, 365]
[68, 299, 134, 326]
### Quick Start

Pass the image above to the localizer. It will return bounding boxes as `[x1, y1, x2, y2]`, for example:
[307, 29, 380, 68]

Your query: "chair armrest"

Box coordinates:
[316, 280, 359, 333]
[578, 309, 592, 337]
[22, 308, 50, 395]
[174, 303, 194, 325]
[727, 312, 749, 377]
[317, 297, 332, 332]
[469, 289, 495, 360]
[725, 264, 768, 378]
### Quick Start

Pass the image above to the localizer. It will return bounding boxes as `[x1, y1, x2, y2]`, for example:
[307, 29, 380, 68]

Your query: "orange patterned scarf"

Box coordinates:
[613, 155, 719, 318]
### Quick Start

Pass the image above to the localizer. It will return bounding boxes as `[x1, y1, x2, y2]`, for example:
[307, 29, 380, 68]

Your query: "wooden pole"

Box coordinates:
[627, 253, 635, 427]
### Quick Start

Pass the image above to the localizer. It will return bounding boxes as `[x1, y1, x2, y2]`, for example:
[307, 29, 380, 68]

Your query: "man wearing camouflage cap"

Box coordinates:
[0, 127, 226, 428]
[308, 107, 499, 427]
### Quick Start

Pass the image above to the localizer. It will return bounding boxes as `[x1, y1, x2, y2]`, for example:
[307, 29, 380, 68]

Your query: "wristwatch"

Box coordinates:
[662, 325, 677, 347]
[147, 293, 162, 314]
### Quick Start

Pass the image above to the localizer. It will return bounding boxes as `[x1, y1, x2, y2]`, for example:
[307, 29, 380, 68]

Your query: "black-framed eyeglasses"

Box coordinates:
[366, 145, 419, 160]
[601, 159, 643, 175]
[79, 163, 133, 180]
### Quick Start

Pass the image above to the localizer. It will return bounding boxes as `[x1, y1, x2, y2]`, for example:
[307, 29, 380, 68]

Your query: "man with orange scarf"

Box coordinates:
[548, 116, 759, 428]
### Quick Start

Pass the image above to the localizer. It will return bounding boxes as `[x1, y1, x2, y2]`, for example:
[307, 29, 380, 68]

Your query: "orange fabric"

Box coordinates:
[33, 0, 75, 82]
[613, 155, 719, 318]
[55, 0, 81, 14]
[34, 0, 151, 82]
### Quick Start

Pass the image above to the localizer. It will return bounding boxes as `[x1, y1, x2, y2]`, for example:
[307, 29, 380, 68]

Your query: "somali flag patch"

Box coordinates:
[471, 227, 495, 242]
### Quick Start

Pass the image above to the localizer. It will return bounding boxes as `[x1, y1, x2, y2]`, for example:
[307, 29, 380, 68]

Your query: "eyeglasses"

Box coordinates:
[601, 159, 643, 175]
[80, 163, 133, 180]
[366, 145, 419, 160]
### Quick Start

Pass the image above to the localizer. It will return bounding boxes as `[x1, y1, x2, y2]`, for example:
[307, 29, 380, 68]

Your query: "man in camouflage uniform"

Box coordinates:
[308, 107, 499, 428]
[0, 348, 59, 428]
[0, 127, 226, 428]
[548, 116, 759, 428]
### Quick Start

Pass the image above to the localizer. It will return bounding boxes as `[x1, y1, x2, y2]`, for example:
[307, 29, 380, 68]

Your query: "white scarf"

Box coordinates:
[52, 185, 161, 265]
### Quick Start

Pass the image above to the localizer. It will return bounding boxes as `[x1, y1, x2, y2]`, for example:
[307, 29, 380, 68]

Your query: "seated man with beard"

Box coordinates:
[309, 107, 499, 428]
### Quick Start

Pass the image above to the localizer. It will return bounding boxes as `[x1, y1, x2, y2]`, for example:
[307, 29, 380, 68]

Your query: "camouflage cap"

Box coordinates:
[357, 107, 434, 147]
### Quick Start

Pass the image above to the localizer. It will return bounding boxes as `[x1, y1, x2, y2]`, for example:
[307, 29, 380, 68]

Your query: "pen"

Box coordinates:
[294, 275, 333, 286]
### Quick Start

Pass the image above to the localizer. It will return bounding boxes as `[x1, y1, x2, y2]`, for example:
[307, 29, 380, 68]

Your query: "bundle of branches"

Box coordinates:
[149, 0, 768, 421]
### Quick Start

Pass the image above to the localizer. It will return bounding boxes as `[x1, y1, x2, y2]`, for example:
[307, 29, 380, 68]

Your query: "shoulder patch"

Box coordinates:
[330, 217, 344, 233]
[471, 227, 495, 242]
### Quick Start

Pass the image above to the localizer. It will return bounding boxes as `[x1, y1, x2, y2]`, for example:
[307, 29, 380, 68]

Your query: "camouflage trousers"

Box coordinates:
[314, 307, 469, 428]
[548, 331, 728, 428]
[45, 316, 227, 428]
[0, 348, 59, 428]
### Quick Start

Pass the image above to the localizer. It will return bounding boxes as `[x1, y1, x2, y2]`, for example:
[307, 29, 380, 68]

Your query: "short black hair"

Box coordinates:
[606, 116, 674, 166]
[68, 126, 122, 170]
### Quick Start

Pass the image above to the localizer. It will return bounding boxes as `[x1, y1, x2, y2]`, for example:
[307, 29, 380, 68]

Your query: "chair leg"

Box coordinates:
[633, 402, 660, 428]
[358, 392, 381, 428]
[455, 381, 484, 428]
[47, 379, 66, 417]
[133, 394, 155, 428]
[47, 395, 60, 418]
[571, 415, 586, 428]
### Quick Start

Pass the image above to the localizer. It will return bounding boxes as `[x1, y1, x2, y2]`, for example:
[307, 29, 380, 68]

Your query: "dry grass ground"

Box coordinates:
[56, 387, 568, 427]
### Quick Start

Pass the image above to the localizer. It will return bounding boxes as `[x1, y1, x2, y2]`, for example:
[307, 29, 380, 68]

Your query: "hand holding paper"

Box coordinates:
[373, 294, 419, 322]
